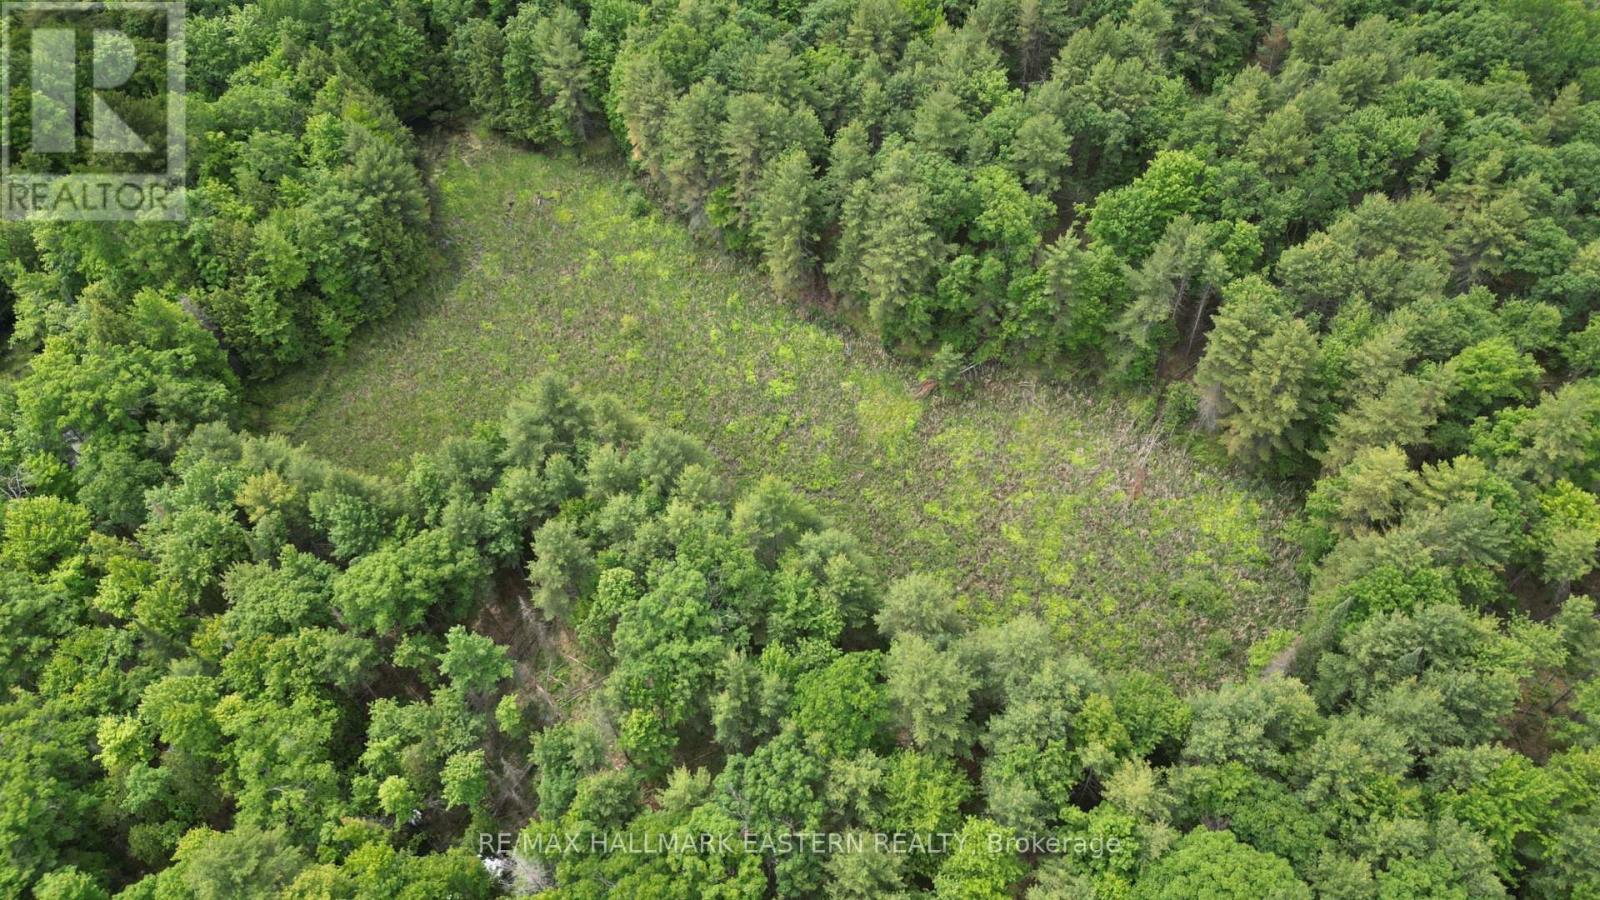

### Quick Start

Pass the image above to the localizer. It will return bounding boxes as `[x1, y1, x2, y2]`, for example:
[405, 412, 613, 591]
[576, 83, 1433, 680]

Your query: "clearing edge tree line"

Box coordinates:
[2, 0, 1600, 896]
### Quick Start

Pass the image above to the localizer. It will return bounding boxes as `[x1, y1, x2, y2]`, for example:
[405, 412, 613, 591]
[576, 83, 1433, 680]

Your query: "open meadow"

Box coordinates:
[252, 131, 1304, 686]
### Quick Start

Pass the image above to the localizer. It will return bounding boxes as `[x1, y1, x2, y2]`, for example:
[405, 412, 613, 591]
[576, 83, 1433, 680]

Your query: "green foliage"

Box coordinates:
[527, 518, 596, 621]
[886, 634, 975, 758]
[875, 573, 964, 645]
[1533, 480, 1600, 587]
[731, 476, 824, 567]
[1430, 745, 1559, 879]
[170, 826, 308, 900]
[0, 364, 1593, 899]
[790, 652, 890, 758]
[933, 818, 1027, 900]
[1133, 828, 1309, 900]
[1087, 151, 1215, 262]
[437, 627, 512, 694]
[6, 0, 1600, 896]
[1197, 276, 1319, 463]
[255, 134, 1304, 686]
[331, 529, 485, 634]
[1, 496, 89, 575]
[754, 149, 820, 298]
[34, 867, 108, 900]
[1183, 677, 1321, 779]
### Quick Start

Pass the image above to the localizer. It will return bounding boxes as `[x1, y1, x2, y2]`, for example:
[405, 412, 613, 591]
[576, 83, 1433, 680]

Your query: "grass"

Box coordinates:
[249, 129, 1304, 688]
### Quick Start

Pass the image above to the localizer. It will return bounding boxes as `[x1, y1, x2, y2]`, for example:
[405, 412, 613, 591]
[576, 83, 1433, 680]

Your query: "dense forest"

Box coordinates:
[2, 0, 1600, 896]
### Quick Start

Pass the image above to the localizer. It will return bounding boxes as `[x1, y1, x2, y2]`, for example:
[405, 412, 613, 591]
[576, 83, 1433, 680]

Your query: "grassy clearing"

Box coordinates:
[250, 130, 1303, 687]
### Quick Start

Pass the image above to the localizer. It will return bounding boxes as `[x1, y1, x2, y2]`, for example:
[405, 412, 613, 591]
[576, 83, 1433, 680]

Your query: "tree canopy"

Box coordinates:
[2, 0, 1599, 896]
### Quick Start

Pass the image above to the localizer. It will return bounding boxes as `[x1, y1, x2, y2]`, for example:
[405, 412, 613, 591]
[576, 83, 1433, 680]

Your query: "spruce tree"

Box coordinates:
[753, 149, 819, 299]
[1197, 276, 1320, 462]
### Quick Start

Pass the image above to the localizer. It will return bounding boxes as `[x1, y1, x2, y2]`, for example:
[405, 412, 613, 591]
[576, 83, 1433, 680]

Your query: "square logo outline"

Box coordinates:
[0, 0, 186, 220]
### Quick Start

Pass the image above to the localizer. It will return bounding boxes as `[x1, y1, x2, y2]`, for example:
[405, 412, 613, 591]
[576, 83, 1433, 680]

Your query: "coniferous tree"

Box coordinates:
[532, 7, 593, 145]
[754, 149, 820, 299]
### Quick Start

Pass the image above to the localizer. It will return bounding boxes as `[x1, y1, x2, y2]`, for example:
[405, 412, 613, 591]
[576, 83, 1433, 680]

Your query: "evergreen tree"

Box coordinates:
[753, 149, 819, 298]
[1197, 277, 1321, 463]
[532, 7, 593, 146]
